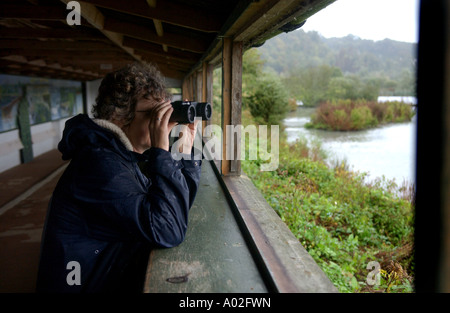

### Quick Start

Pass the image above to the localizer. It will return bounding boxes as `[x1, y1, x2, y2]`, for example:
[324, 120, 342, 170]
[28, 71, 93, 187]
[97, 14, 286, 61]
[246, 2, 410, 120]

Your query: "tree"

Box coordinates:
[257, 30, 417, 97]
[242, 48, 265, 105]
[294, 65, 342, 106]
[247, 73, 289, 126]
[326, 75, 380, 101]
[359, 77, 381, 100]
[397, 70, 416, 96]
[327, 76, 358, 100]
[243, 48, 265, 77]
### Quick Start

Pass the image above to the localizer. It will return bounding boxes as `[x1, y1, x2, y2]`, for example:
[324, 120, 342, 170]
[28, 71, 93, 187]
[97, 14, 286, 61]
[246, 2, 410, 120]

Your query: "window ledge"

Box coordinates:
[144, 160, 338, 293]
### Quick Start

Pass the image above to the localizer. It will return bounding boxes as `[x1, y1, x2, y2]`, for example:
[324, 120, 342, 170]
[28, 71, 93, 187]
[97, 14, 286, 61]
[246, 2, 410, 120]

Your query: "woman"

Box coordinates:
[36, 63, 201, 293]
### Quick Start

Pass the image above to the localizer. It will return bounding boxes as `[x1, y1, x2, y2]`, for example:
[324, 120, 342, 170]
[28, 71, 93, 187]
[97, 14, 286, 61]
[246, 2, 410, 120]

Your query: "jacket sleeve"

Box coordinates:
[66, 146, 201, 248]
[141, 147, 202, 247]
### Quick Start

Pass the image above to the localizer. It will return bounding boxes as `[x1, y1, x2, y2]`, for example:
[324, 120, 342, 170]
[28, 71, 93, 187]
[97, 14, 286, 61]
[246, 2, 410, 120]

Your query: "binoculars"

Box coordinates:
[169, 101, 212, 124]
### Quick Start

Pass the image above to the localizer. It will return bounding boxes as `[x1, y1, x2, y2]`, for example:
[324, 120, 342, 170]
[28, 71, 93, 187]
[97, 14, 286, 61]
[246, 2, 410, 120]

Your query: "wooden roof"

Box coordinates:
[0, 0, 335, 85]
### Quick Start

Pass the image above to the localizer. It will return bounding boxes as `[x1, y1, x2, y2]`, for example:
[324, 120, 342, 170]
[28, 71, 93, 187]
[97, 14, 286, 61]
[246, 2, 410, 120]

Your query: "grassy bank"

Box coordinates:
[240, 112, 415, 292]
[306, 100, 415, 131]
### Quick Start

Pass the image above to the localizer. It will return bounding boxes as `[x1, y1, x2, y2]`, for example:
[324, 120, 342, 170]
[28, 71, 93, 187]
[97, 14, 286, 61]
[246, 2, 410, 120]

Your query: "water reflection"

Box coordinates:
[284, 107, 417, 184]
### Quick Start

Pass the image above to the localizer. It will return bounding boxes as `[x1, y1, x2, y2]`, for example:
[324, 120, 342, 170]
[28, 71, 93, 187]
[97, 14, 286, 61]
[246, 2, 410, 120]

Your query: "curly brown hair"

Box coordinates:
[92, 62, 171, 126]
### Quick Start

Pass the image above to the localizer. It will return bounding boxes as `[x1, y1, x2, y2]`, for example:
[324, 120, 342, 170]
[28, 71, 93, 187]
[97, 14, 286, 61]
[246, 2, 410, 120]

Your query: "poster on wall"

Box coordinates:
[59, 87, 83, 118]
[0, 74, 83, 133]
[27, 85, 52, 125]
[0, 84, 22, 132]
[50, 86, 61, 120]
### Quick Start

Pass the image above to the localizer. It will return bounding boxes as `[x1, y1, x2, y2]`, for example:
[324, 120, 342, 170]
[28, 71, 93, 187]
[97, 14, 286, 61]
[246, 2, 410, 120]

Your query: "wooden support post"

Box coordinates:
[221, 38, 243, 176]
[202, 62, 213, 134]
[190, 75, 194, 100]
[221, 38, 231, 175]
[231, 41, 243, 173]
[195, 70, 200, 101]
[202, 62, 208, 102]
[182, 77, 189, 100]
[182, 74, 194, 101]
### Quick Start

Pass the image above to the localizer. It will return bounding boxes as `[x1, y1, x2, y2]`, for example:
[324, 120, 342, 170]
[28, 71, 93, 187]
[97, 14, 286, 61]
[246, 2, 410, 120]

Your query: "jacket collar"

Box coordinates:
[93, 119, 134, 152]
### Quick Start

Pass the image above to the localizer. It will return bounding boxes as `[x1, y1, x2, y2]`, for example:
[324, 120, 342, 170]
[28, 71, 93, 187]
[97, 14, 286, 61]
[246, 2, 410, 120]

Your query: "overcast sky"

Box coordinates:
[301, 0, 420, 43]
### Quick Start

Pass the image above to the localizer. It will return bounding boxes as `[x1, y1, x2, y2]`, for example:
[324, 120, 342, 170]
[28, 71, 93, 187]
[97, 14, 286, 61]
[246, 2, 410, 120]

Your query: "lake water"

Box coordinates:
[284, 106, 417, 185]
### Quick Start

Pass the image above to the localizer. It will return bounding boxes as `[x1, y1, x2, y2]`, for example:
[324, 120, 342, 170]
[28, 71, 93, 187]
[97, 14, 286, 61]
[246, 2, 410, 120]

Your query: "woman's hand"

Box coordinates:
[148, 101, 178, 151]
[176, 120, 200, 154]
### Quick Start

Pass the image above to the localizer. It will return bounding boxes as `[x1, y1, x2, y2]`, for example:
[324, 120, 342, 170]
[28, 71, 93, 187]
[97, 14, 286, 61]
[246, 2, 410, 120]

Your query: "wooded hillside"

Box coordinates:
[256, 30, 417, 97]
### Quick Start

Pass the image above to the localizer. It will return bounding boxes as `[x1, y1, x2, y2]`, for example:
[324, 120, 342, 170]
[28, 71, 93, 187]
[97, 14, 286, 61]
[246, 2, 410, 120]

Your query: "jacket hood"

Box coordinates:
[58, 114, 134, 160]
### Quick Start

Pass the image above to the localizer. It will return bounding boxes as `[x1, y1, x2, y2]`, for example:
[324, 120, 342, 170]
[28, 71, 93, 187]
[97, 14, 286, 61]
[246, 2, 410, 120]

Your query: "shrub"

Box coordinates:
[333, 109, 351, 130]
[241, 117, 414, 292]
[307, 100, 415, 131]
[367, 101, 387, 122]
[350, 106, 377, 130]
[246, 74, 289, 126]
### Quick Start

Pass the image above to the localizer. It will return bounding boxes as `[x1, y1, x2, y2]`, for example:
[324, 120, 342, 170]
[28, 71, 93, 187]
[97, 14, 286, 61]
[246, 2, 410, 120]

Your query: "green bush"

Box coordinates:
[246, 74, 289, 126]
[350, 106, 377, 130]
[307, 100, 415, 131]
[241, 123, 415, 293]
[333, 109, 350, 130]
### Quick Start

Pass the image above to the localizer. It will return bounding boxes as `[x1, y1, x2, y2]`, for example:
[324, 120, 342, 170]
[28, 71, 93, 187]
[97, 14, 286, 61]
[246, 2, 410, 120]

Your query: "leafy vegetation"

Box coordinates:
[241, 49, 291, 126]
[246, 74, 289, 126]
[211, 49, 290, 127]
[281, 64, 384, 107]
[257, 30, 417, 103]
[212, 41, 416, 292]
[306, 99, 416, 131]
[240, 111, 415, 292]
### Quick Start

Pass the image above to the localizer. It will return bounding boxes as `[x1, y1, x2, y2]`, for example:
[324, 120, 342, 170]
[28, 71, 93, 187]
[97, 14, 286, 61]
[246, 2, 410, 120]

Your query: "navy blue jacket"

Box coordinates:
[36, 114, 201, 293]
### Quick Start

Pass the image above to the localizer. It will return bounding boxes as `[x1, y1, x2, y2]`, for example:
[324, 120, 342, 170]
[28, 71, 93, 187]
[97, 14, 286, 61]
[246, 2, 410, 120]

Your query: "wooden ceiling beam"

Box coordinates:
[185, 0, 254, 76]
[0, 49, 129, 59]
[0, 39, 116, 51]
[0, 27, 103, 40]
[233, 0, 336, 47]
[47, 58, 133, 66]
[0, 4, 67, 20]
[34, 71, 96, 81]
[122, 37, 201, 62]
[0, 56, 100, 80]
[0, 68, 95, 81]
[103, 17, 210, 53]
[80, 0, 222, 33]
[153, 64, 186, 80]
[47, 60, 129, 74]
[60, 0, 142, 63]
[135, 50, 196, 66]
[137, 55, 192, 72]
[146, 0, 168, 53]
